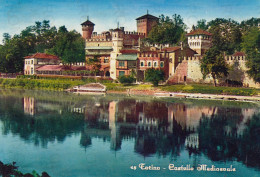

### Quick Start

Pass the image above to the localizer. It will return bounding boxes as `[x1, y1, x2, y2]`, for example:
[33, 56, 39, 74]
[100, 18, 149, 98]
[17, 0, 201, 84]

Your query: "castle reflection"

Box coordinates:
[19, 96, 260, 168]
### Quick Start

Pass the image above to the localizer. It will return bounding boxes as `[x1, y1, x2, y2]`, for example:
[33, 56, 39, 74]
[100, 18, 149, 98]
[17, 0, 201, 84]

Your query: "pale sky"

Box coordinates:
[0, 0, 259, 44]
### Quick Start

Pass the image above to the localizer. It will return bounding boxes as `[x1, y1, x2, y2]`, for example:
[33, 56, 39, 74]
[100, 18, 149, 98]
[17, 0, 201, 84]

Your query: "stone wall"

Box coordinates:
[168, 55, 260, 88]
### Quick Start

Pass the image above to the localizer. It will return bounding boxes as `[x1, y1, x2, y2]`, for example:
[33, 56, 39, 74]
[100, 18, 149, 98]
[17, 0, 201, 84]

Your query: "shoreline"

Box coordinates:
[107, 89, 260, 102]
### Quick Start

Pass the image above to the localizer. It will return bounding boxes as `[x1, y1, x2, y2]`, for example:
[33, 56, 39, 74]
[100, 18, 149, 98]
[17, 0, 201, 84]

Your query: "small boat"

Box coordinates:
[67, 83, 106, 94]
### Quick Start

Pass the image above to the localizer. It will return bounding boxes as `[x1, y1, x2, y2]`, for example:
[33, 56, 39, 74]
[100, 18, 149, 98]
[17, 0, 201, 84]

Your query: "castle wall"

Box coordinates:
[225, 56, 260, 88]
[186, 57, 212, 83]
[85, 40, 112, 47]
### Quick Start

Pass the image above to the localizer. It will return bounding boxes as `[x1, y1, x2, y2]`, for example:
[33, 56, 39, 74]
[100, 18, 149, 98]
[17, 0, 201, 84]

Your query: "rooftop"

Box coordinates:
[232, 51, 245, 56]
[120, 49, 139, 54]
[24, 53, 60, 60]
[36, 65, 86, 71]
[81, 20, 95, 26]
[161, 46, 181, 52]
[186, 29, 212, 36]
[136, 14, 159, 20]
[117, 54, 138, 61]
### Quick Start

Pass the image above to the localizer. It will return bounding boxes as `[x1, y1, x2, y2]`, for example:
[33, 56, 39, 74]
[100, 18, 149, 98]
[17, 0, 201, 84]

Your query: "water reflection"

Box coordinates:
[0, 91, 259, 171]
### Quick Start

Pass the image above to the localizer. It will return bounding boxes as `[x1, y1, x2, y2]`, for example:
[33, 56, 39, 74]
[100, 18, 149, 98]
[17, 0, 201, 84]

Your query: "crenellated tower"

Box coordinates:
[81, 18, 95, 40]
[186, 29, 212, 55]
[110, 28, 124, 79]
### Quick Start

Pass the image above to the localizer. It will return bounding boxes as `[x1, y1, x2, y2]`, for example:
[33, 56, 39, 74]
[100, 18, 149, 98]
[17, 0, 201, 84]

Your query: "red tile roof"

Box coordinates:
[140, 51, 159, 54]
[36, 65, 66, 71]
[161, 46, 181, 52]
[24, 53, 60, 60]
[36, 65, 86, 71]
[186, 29, 212, 36]
[232, 51, 245, 56]
[120, 49, 139, 54]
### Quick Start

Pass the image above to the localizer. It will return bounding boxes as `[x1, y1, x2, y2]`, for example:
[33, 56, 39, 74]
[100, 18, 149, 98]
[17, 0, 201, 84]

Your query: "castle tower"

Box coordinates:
[81, 18, 95, 40]
[136, 11, 159, 37]
[110, 28, 124, 79]
[186, 29, 212, 55]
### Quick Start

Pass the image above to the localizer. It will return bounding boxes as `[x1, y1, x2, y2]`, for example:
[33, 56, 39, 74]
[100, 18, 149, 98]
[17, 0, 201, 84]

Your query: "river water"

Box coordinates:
[0, 89, 259, 177]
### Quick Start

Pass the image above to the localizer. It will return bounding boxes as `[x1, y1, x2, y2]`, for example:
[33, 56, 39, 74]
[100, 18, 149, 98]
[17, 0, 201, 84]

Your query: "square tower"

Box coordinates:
[136, 13, 159, 37]
[186, 29, 212, 55]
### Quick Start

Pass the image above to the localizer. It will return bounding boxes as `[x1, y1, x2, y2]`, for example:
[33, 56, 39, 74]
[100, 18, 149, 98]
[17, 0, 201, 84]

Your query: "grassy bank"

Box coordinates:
[160, 84, 259, 96]
[0, 78, 259, 96]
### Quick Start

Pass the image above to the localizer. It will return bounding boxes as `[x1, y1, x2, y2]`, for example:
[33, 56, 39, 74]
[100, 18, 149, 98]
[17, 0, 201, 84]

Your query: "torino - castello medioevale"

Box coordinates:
[81, 13, 260, 88]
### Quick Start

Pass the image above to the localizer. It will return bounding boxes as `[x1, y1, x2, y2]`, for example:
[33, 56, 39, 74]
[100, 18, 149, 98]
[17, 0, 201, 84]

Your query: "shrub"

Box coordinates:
[145, 68, 164, 86]
[118, 75, 135, 85]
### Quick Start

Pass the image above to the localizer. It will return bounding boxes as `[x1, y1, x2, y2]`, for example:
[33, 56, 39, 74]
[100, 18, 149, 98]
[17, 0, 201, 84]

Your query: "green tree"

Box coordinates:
[86, 56, 101, 75]
[196, 19, 208, 30]
[208, 18, 242, 54]
[145, 68, 164, 86]
[47, 29, 85, 64]
[241, 27, 260, 82]
[200, 47, 229, 86]
[146, 14, 186, 45]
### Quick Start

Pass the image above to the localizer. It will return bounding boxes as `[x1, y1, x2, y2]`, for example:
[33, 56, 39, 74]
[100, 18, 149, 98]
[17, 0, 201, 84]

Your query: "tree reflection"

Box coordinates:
[0, 97, 85, 148]
[198, 112, 260, 169]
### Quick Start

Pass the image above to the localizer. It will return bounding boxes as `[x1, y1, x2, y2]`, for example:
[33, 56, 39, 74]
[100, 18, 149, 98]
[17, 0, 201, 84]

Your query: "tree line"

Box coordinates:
[0, 20, 85, 73]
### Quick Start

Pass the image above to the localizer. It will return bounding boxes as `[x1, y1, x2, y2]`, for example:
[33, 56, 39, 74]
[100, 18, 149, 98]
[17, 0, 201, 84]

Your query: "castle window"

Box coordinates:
[148, 61, 152, 67]
[140, 61, 144, 67]
[160, 61, 164, 68]
[104, 57, 109, 63]
[119, 71, 125, 76]
[153, 61, 158, 67]
[31, 60, 33, 64]
[119, 61, 125, 67]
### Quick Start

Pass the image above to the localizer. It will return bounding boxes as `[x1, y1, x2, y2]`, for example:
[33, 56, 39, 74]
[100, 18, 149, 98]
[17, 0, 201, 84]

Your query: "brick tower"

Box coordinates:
[81, 18, 95, 40]
[136, 11, 159, 37]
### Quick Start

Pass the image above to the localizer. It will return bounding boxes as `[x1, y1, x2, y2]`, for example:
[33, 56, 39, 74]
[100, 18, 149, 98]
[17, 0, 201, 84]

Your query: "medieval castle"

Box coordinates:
[81, 12, 259, 88]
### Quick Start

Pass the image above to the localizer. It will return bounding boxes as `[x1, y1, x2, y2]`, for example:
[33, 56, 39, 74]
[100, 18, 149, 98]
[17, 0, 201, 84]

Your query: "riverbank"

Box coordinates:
[0, 78, 260, 102]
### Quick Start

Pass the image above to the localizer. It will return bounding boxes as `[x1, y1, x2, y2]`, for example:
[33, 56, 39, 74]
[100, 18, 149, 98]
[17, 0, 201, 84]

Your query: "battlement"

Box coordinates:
[86, 38, 112, 42]
[124, 31, 145, 36]
[183, 56, 202, 61]
[225, 56, 246, 61]
[138, 51, 159, 57]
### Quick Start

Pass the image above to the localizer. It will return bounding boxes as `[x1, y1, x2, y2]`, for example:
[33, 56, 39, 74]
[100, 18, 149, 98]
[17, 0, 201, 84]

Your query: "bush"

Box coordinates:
[118, 75, 135, 85]
[145, 69, 164, 86]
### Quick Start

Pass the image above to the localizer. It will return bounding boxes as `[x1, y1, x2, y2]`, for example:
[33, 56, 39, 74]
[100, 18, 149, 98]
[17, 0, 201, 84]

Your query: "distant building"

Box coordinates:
[24, 53, 61, 75]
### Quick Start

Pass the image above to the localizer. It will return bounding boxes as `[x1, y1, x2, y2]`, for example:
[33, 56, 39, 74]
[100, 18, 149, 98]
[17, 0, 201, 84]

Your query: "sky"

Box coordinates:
[0, 0, 259, 44]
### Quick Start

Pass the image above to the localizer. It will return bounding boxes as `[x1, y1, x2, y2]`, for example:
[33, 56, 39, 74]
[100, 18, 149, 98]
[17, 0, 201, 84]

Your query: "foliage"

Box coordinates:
[118, 75, 135, 85]
[145, 68, 164, 86]
[146, 14, 186, 45]
[200, 47, 229, 86]
[46, 28, 85, 64]
[0, 161, 50, 177]
[241, 27, 260, 83]
[0, 20, 84, 73]
[161, 84, 258, 96]
[195, 19, 207, 30]
[86, 56, 101, 74]
[207, 18, 242, 54]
